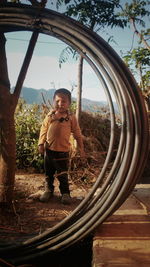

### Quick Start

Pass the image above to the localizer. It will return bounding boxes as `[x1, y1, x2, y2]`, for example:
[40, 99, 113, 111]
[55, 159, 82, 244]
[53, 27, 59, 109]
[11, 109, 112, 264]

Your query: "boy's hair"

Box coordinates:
[53, 88, 71, 103]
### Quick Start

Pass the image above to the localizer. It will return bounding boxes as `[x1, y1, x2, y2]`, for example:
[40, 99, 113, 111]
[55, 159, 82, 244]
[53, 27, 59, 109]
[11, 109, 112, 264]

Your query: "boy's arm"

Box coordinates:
[76, 136, 85, 157]
[38, 114, 50, 154]
[71, 115, 85, 157]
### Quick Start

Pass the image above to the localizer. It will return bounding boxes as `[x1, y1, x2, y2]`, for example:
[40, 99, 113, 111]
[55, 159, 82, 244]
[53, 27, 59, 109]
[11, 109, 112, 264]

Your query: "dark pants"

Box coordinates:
[44, 149, 70, 195]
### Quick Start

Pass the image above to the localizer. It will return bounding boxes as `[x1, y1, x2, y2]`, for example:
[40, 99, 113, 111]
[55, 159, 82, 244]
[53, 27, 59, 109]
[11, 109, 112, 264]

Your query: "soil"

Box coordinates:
[0, 155, 103, 266]
[0, 170, 94, 245]
[0, 149, 149, 245]
[0, 152, 149, 266]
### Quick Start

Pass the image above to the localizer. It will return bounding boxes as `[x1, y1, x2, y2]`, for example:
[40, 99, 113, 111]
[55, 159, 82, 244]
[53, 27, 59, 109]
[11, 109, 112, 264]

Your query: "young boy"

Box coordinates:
[38, 88, 85, 204]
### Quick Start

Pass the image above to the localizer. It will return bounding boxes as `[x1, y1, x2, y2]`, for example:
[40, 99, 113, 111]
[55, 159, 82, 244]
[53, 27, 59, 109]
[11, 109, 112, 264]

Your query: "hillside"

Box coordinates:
[19, 87, 108, 112]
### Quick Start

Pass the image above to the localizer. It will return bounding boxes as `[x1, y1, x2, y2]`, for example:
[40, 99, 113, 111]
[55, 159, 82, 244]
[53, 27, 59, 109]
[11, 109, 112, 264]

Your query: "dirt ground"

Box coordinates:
[0, 150, 149, 246]
[0, 171, 92, 244]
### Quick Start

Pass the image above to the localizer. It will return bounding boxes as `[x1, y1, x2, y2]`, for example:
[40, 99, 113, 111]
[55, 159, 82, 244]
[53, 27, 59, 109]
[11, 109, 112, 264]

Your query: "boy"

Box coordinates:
[38, 88, 85, 204]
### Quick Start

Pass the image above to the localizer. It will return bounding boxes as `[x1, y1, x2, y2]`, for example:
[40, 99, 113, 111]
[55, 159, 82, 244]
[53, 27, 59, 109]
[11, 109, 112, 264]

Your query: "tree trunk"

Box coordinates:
[130, 18, 150, 51]
[139, 64, 144, 91]
[76, 55, 83, 122]
[0, 89, 16, 203]
[0, 32, 16, 204]
[0, 31, 39, 204]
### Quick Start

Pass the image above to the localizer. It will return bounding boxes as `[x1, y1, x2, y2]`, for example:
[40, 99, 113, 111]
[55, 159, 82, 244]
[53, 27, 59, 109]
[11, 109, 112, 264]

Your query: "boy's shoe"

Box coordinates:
[61, 193, 71, 205]
[39, 191, 53, 202]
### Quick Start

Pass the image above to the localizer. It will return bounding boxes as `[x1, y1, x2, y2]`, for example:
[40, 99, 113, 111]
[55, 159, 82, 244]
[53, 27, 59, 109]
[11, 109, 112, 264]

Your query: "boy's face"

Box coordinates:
[53, 93, 70, 113]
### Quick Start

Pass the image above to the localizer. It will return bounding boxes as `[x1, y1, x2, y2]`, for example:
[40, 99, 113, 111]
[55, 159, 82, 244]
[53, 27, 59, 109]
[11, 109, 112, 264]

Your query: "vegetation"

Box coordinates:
[58, 0, 126, 121]
[0, 0, 149, 204]
[118, 0, 150, 108]
[15, 100, 44, 171]
[58, 0, 150, 111]
[14, 101, 120, 173]
[0, 0, 46, 203]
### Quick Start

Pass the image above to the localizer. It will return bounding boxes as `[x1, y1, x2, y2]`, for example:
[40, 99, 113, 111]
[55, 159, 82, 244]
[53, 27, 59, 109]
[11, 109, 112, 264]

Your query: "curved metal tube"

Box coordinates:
[0, 4, 149, 264]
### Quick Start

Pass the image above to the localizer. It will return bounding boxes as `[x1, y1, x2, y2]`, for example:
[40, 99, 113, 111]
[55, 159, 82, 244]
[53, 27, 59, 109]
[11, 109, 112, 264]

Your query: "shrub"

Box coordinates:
[80, 111, 120, 153]
[15, 99, 44, 172]
[15, 100, 120, 173]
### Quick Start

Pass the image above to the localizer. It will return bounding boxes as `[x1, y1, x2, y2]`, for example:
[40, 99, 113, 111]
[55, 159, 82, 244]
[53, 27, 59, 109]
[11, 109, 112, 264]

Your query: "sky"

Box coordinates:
[4, 0, 150, 102]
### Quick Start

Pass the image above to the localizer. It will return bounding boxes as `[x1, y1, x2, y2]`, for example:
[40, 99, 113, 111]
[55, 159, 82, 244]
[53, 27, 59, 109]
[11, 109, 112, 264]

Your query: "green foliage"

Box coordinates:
[70, 100, 77, 113]
[15, 99, 44, 172]
[118, 0, 150, 47]
[123, 47, 150, 68]
[118, 0, 150, 101]
[123, 47, 150, 89]
[15, 99, 76, 171]
[60, 0, 126, 30]
[119, 0, 150, 24]
[59, 46, 79, 68]
[142, 71, 150, 88]
[15, 99, 118, 172]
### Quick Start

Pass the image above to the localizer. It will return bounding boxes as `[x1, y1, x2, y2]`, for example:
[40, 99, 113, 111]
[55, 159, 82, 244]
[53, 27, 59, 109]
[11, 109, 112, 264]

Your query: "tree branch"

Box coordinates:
[130, 18, 150, 51]
[13, 31, 39, 99]
[0, 32, 10, 90]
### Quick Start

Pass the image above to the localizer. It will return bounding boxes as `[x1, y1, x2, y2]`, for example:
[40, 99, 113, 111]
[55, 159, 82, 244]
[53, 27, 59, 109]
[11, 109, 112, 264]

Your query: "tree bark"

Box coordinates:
[130, 18, 150, 51]
[76, 55, 83, 122]
[0, 32, 16, 203]
[75, 24, 94, 123]
[138, 64, 144, 91]
[0, 30, 39, 204]
[0, 91, 16, 203]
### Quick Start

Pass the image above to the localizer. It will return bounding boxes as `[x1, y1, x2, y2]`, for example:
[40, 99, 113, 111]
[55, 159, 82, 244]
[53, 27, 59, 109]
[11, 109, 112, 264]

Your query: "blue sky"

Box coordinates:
[5, 0, 149, 101]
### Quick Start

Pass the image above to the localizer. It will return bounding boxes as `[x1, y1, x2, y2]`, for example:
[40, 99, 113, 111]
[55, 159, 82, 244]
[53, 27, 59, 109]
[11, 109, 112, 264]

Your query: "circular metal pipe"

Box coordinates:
[0, 4, 149, 264]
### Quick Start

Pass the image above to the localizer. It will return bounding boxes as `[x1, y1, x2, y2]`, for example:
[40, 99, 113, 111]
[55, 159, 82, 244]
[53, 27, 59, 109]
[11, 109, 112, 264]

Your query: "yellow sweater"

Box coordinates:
[38, 111, 83, 152]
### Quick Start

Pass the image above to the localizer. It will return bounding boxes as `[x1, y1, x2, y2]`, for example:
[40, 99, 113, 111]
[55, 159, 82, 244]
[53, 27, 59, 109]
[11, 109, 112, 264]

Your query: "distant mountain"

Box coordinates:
[20, 87, 55, 105]
[19, 87, 108, 112]
[81, 98, 108, 112]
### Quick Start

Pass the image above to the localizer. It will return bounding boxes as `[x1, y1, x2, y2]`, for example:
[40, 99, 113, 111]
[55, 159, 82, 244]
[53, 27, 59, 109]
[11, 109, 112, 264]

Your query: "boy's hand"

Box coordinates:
[38, 144, 44, 155]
